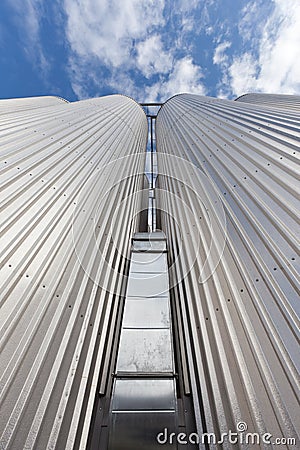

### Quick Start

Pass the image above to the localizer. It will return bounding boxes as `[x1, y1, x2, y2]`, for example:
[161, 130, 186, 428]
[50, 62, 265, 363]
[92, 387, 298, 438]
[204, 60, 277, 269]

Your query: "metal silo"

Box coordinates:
[0, 95, 148, 449]
[156, 93, 300, 448]
[1, 90, 299, 449]
[235, 92, 300, 111]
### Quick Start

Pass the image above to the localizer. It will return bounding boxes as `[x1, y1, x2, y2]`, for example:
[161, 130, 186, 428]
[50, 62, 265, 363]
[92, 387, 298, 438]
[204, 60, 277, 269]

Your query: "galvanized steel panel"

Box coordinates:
[111, 378, 176, 411]
[156, 93, 300, 448]
[236, 93, 300, 111]
[108, 412, 177, 450]
[131, 239, 167, 252]
[130, 252, 167, 272]
[122, 297, 170, 328]
[116, 329, 174, 373]
[0, 95, 68, 114]
[126, 272, 169, 297]
[0, 94, 147, 450]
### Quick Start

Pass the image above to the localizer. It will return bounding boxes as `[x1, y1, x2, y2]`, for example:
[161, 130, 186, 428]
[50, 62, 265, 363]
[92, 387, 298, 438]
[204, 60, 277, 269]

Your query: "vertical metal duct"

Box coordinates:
[107, 231, 177, 450]
[156, 93, 299, 448]
[0, 95, 148, 449]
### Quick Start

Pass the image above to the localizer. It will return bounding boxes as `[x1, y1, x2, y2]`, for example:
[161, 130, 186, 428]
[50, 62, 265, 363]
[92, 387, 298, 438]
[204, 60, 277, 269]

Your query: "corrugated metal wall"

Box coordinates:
[0, 95, 148, 450]
[1, 91, 299, 449]
[156, 93, 299, 448]
[235, 93, 300, 111]
[0, 95, 68, 113]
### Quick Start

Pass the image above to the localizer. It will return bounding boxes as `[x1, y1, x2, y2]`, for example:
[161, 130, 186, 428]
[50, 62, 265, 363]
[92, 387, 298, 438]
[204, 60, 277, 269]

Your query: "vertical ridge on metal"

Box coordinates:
[108, 231, 177, 450]
[156, 93, 300, 448]
[0, 95, 147, 450]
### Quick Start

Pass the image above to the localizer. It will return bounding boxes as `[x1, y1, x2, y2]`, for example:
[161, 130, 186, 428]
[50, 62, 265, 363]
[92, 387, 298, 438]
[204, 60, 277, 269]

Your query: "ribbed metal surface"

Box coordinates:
[0, 96, 68, 113]
[156, 93, 299, 448]
[236, 93, 300, 111]
[0, 95, 148, 449]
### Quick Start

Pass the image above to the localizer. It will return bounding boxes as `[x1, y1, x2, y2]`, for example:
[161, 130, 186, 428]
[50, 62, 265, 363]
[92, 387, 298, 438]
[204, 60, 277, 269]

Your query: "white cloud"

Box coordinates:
[64, 0, 166, 68]
[228, 53, 258, 96]
[213, 41, 231, 65]
[175, 0, 202, 32]
[228, 0, 300, 96]
[63, 0, 173, 98]
[238, 1, 262, 43]
[73, 54, 205, 103]
[67, 57, 91, 99]
[8, 0, 50, 76]
[9, 0, 41, 40]
[145, 57, 206, 101]
[136, 35, 173, 78]
[175, 0, 199, 11]
[256, 0, 300, 93]
[63, 0, 210, 101]
[167, 57, 205, 95]
[102, 70, 142, 101]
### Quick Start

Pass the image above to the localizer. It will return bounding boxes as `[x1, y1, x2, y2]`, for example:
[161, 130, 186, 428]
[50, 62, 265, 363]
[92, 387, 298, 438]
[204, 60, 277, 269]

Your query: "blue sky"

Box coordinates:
[0, 0, 299, 102]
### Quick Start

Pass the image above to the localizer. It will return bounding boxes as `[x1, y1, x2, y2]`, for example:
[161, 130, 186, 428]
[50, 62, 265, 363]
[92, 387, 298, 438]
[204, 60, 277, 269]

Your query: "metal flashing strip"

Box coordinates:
[108, 232, 177, 449]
